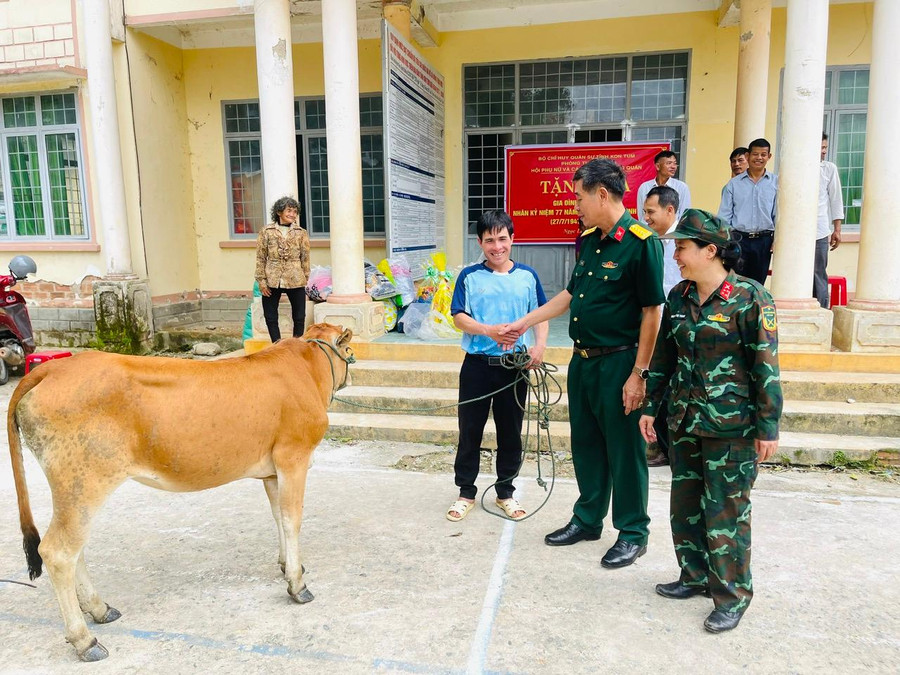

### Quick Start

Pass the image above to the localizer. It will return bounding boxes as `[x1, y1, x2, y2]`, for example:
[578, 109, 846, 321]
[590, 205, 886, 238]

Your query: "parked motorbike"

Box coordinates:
[0, 255, 37, 385]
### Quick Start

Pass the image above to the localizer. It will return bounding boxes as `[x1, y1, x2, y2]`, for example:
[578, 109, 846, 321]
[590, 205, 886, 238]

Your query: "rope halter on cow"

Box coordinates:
[306, 338, 356, 402]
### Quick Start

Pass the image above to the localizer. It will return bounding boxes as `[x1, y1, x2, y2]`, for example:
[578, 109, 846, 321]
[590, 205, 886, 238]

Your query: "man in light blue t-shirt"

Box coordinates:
[445, 210, 548, 522]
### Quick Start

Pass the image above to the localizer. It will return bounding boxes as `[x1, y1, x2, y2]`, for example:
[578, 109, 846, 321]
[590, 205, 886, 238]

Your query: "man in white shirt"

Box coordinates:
[814, 133, 844, 308]
[642, 185, 681, 468]
[643, 185, 682, 296]
[636, 150, 691, 222]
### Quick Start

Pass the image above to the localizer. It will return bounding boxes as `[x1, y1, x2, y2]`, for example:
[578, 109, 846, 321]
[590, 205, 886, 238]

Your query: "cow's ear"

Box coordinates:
[338, 328, 353, 345]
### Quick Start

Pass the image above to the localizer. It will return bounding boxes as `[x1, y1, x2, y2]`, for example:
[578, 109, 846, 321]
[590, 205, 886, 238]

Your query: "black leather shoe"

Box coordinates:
[544, 522, 600, 546]
[655, 580, 711, 599]
[600, 540, 647, 568]
[704, 609, 744, 633]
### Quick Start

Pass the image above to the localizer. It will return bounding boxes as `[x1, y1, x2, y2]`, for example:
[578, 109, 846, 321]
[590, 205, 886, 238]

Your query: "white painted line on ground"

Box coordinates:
[466, 483, 521, 675]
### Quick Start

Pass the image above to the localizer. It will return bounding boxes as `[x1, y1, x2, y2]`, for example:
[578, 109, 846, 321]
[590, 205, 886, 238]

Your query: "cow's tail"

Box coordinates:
[7, 369, 49, 580]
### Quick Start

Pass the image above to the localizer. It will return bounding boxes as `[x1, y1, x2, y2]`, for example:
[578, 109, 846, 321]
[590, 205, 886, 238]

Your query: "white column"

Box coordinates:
[770, 0, 828, 307]
[254, 0, 298, 208]
[850, 0, 900, 310]
[81, 0, 133, 277]
[733, 0, 772, 147]
[322, 0, 367, 301]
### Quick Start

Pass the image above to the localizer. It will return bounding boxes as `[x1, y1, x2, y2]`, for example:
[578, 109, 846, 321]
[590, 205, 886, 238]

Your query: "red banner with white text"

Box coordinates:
[504, 142, 669, 244]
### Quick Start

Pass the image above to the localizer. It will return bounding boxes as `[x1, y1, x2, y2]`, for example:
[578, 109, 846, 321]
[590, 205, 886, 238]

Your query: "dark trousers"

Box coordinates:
[735, 232, 774, 286]
[261, 287, 307, 342]
[455, 354, 527, 500]
[652, 388, 671, 460]
[568, 348, 649, 545]
[813, 236, 830, 308]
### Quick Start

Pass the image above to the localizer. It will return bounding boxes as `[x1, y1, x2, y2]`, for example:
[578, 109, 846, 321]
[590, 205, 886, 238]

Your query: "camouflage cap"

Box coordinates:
[659, 208, 731, 247]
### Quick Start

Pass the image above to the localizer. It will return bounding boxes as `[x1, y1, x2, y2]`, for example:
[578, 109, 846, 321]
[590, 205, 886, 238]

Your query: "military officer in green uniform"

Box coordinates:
[501, 158, 665, 568]
[639, 209, 783, 633]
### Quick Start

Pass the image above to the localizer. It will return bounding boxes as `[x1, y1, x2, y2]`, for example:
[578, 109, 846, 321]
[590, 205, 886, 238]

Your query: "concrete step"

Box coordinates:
[348, 360, 900, 403]
[325, 412, 900, 466]
[333, 385, 900, 436]
[350, 341, 900, 373]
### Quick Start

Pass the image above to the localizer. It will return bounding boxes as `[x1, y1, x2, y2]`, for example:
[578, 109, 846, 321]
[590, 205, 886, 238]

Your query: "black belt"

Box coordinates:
[467, 353, 507, 366]
[573, 344, 637, 359]
[735, 230, 774, 240]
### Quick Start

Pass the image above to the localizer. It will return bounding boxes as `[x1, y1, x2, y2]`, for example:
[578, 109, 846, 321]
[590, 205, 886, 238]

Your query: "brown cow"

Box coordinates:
[8, 323, 354, 662]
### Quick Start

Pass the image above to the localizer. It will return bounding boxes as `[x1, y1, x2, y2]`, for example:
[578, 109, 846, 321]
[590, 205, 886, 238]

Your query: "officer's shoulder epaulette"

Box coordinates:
[580, 226, 597, 238]
[628, 223, 653, 240]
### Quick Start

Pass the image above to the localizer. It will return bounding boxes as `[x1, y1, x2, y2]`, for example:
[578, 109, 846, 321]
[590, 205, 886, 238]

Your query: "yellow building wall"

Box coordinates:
[182, 39, 387, 291]
[169, 3, 873, 294]
[125, 31, 201, 296]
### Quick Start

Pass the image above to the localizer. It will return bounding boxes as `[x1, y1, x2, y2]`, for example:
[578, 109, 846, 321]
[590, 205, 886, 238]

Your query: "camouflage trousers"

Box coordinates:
[669, 431, 758, 613]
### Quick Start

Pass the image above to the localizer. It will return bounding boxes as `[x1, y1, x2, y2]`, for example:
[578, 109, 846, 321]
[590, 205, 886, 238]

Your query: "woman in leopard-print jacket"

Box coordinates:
[255, 196, 311, 342]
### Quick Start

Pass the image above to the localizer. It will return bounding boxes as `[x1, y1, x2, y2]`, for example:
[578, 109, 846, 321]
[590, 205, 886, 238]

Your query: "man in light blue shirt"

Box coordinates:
[718, 138, 778, 285]
[446, 210, 548, 522]
[636, 150, 691, 221]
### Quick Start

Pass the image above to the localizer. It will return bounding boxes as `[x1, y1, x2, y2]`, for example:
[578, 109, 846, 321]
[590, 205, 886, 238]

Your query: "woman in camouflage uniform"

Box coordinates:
[255, 196, 311, 342]
[639, 209, 783, 634]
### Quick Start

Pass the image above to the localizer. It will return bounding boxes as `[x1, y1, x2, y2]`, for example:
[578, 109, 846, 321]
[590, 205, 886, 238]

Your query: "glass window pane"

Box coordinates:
[294, 99, 301, 131]
[520, 57, 626, 126]
[824, 70, 833, 105]
[464, 64, 515, 128]
[838, 69, 869, 106]
[228, 138, 264, 234]
[44, 133, 85, 236]
[360, 133, 385, 235]
[0, 156, 6, 237]
[6, 135, 45, 236]
[573, 128, 624, 144]
[836, 112, 866, 226]
[521, 130, 568, 145]
[305, 100, 327, 130]
[3, 97, 37, 128]
[631, 125, 683, 171]
[41, 93, 77, 125]
[631, 54, 688, 121]
[466, 132, 513, 233]
[307, 136, 330, 234]
[360, 95, 383, 128]
[223, 102, 260, 134]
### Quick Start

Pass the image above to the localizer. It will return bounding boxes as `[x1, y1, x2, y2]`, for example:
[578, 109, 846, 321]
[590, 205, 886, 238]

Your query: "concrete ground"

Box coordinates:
[1, 375, 898, 674]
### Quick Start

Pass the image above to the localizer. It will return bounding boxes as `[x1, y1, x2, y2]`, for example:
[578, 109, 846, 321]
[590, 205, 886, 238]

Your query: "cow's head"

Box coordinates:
[303, 323, 355, 392]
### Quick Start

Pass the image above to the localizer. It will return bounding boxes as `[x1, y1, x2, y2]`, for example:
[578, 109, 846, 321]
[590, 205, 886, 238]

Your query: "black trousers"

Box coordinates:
[455, 354, 527, 500]
[261, 286, 307, 342]
[813, 236, 830, 308]
[734, 232, 774, 286]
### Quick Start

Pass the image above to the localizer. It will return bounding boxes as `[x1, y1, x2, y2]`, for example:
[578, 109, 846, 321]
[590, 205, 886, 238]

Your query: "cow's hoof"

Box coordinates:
[289, 585, 314, 604]
[97, 606, 121, 624]
[78, 638, 109, 662]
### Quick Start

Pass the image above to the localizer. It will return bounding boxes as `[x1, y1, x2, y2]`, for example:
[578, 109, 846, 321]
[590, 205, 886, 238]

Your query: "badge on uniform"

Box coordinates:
[613, 227, 625, 241]
[601, 261, 618, 269]
[762, 306, 777, 331]
[628, 223, 653, 240]
[708, 313, 730, 322]
[720, 281, 734, 300]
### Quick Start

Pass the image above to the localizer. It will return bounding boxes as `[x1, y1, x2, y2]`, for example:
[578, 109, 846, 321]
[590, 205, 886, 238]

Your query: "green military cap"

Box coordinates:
[659, 208, 731, 247]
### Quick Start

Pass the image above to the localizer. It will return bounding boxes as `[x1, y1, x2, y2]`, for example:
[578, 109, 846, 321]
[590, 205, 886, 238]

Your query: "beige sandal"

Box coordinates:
[447, 499, 475, 522]
[496, 497, 527, 520]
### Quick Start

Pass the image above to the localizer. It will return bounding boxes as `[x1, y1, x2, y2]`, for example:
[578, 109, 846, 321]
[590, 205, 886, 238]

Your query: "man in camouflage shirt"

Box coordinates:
[641, 209, 783, 633]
